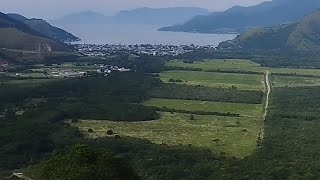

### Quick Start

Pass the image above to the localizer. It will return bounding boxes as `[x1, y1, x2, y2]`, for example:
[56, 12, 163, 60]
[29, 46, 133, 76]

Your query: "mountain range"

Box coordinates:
[0, 12, 73, 52]
[50, 7, 210, 26]
[159, 0, 320, 34]
[218, 9, 320, 52]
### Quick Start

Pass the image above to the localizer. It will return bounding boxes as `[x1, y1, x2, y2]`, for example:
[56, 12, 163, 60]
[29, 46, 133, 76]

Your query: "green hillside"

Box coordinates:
[218, 10, 320, 52]
[0, 12, 70, 52]
[0, 28, 70, 52]
[8, 13, 80, 42]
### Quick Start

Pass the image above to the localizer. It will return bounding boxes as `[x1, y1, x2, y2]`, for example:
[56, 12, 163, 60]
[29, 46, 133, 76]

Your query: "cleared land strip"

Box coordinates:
[144, 98, 263, 118]
[263, 71, 271, 119]
[261, 70, 270, 140]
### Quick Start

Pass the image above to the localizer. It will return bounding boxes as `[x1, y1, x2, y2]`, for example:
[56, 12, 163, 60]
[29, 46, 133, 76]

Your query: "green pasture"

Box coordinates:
[74, 112, 263, 158]
[160, 70, 263, 90]
[143, 98, 263, 117]
[271, 75, 320, 87]
[167, 59, 320, 76]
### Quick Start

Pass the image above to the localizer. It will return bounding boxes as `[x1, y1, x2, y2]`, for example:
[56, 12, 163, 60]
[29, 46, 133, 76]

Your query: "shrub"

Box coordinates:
[107, 129, 114, 135]
[114, 134, 121, 139]
[71, 118, 78, 123]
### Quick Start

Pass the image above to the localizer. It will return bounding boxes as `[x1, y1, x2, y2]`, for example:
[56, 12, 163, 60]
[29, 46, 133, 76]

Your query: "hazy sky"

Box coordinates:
[0, 0, 269, 19]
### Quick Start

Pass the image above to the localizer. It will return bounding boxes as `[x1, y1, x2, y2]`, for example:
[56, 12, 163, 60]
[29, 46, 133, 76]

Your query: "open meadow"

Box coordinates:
[271, 75, 320, 87]
[143, 98, 263, 117]
[74, 112, 263, 158]
[167, 59, 320, 76]
[159, 70, 263, 90]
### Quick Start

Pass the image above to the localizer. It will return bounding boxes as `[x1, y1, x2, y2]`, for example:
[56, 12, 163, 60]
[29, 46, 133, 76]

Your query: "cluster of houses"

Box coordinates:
[74, 43, 216, 57]
[96, 65, 131, 76]
[50, 71, 87, 78]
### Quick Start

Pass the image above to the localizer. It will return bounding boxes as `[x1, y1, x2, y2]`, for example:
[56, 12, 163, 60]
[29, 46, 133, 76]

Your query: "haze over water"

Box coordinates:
[60, 24, 237, 46]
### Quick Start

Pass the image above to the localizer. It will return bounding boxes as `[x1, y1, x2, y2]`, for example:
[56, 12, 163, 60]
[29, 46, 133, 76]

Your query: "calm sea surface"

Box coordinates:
[59, 24, 237, 46]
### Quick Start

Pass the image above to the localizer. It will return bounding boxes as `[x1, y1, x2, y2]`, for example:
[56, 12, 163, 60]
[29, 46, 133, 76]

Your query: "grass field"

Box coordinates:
[167, 59, 264, 72]
[160, 70, 263, 90]
[271, 75, 320, 87]
[167, 59, 320, 76]
[143, 98, 263, 117]
[74, 112, 263, 158]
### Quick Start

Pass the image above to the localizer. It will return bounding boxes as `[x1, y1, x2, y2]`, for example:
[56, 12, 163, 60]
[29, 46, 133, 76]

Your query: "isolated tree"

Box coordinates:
[107, 129, 114, 135]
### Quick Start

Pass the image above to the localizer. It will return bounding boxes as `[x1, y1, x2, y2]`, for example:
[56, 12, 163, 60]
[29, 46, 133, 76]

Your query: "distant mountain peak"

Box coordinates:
[159, 0, 320, 34]
[218, 9, 320, 52]
[51, 7, 210, 26]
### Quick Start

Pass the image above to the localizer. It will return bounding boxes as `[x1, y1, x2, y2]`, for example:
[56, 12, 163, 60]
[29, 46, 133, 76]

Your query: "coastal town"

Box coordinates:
[0, 43, 217, 78]
[74, 43, 216, 57]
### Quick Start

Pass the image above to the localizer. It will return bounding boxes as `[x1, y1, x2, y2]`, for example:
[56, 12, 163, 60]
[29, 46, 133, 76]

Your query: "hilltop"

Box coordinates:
[51, 7, 209, 26]
[0, 12, 70, 52]
[218, 10, 320, 52]
[8, 13, 80, 42]
[159, 0, 320, 34]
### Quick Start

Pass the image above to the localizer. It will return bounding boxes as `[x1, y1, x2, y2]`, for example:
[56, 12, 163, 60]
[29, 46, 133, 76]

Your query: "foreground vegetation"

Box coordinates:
[3, 56, 320, 179]
[151, 83, 263, 104]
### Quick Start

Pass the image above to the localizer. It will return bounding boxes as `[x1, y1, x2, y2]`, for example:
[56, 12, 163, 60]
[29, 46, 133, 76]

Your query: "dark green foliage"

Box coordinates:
[168, 78, 183, 83]
[107, 130, 114, 135]
[59, 102, 160, 121]
[176, 49, 320, 69]
[0, 109, 82, 170]
[71, 118, 78, 123]
[36, 145, 139, 180]
[0, 72, 161, 121]
[0, 72, 161, 173]
[151, 83, 263, 104]
[164, 66, 203, 72]
[89, 138, 236, 180]
[224, 87, 320, 179]
[152, 106, 240, 117]
[165, 65, 264, 75]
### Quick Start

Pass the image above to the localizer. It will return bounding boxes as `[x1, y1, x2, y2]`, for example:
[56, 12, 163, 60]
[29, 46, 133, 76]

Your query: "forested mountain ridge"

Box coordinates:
[159, 0, 320, 34]
[0, 12, 45, 37]
[8, 13, 80, 42]
[218, 10, 320, 52]
[0, 12, 71, 52]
